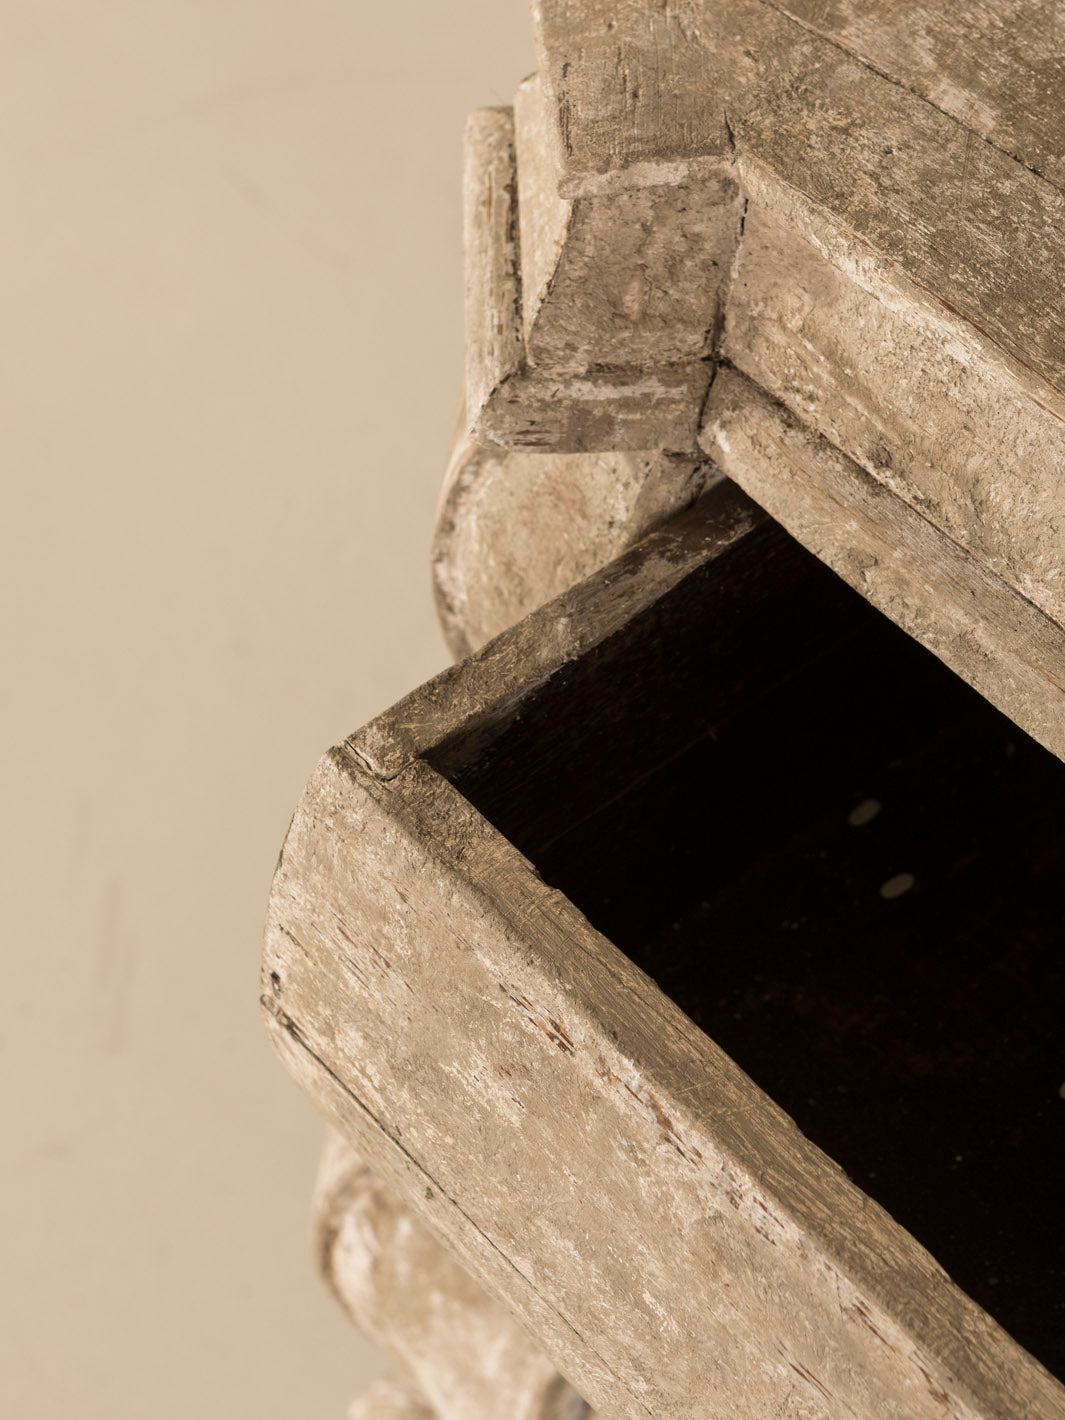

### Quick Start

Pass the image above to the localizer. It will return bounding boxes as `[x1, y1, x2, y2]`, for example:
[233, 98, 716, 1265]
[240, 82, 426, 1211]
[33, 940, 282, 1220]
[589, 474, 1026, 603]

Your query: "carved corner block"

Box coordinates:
[462, 102, 729, 453]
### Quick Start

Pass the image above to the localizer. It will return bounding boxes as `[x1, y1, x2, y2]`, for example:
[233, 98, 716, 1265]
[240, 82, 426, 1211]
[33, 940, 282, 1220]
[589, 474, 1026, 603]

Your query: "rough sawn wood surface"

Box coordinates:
[264, 492, 1065, 1420]
[438, 0, 1065, 766]
[269, 4, 1065, 1415]
[315, 1129, 589, 1420]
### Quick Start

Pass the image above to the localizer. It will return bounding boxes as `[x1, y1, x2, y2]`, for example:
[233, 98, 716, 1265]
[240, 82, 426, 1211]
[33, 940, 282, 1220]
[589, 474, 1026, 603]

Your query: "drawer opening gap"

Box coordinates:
[429, 497, 1065, 1375]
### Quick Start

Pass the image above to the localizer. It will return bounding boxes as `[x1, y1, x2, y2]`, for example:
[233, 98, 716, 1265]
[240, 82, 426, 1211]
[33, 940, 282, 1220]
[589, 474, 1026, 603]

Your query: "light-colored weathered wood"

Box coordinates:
[263, 490, 1065, 1420]
[447, 167, 1065, 698]
[465, 357, 711, 454]
[513, 74, 743, 372]
[362, 486, 763, 778]
[758, 0, 1065, 188]
[432, 401, 712, 658]
[531, 0, 1065, 190]
[458, 6, 1065, 715]
[721, 201, 1065, 630]
[271, 11, 1065, 1416]
[700, 365, 1065, 763]
[316, 1130, 589, 1420]
[531, 0, 1065, 408]
[265, 756, 1064, 1420]
[529, 0, 732, 187]
[463, 105, 712, 452]
[463, 107, 523, 436]
[505, 2, 1065, 750]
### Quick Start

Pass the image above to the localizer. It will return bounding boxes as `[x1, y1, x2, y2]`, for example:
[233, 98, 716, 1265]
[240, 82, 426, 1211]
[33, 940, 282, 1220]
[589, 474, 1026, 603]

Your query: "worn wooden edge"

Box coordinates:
[469, 361, 713, 455]
[732, 149, 1065, 430]
[263, 746, 1065, 1420]
[512, 72, 573, 360]
[528, 0, 731, 189]
[459, 93, 1065, 640]
[454, 64, 1065, 704]
[722, 200, 1065, 631]
[530, 0, 1065, 407]
[532, 0, 1065, 194]
[463, 106, 524, 423]
[513, 72, 743, 373]
[431, 395, 712, 661]
[314, 1129, 588, 1420]
[739, 0, 1065, 190]
[354, 481, 758, 778]
[700, 365, 1065, 763]
[463, 86, 713, 453]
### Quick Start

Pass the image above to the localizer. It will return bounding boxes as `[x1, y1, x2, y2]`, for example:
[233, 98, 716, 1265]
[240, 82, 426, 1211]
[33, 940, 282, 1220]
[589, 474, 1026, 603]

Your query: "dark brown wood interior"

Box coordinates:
[430, 507, 1065, 1378]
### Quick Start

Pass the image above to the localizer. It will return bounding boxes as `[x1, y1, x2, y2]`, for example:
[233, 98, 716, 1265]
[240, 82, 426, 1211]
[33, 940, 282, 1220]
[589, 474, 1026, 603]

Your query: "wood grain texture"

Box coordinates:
[450, 557, 1065, 1370]
[463, 107, 523, 429]
[263, 758, 1064, 1420]
[271, 12, 1065, 1413]
[359, 486, 763, 778]
[701, 365, 1065, 763]
[771, 0, 1065, 188]
[315, 1130, 589, 1420]
[534, 0, 1065, 193]
[529, 0, 734, 184]
[432, 404, 711, 658]
[468, 361, 712, 453]
[463, 102, 712, 452]
[263, 490, 1065, 1420]
[514, 74, 743, 371]
[532, 0, 1065, 405]
[723, 201, 1065, 630]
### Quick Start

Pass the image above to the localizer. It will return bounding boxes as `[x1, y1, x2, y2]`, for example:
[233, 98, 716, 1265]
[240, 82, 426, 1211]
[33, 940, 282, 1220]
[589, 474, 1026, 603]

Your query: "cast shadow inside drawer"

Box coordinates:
[431, 515, 1065, 1378]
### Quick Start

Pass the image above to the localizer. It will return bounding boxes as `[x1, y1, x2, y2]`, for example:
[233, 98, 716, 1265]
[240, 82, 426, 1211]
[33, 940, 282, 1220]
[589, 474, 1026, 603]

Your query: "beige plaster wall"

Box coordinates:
[0, 4, 533, 1416]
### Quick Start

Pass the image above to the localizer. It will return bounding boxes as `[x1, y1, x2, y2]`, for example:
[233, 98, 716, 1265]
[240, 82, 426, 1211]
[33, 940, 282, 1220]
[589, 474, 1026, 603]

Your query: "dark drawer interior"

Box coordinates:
[429, 510, 1065, 1377]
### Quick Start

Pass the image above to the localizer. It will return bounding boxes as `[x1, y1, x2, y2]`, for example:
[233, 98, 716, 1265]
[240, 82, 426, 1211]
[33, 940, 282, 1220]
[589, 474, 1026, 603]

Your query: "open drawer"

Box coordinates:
[263, 482, 1065, 1420]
